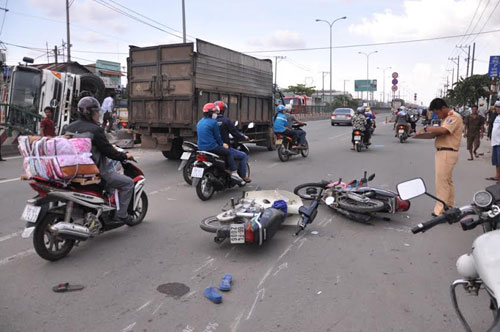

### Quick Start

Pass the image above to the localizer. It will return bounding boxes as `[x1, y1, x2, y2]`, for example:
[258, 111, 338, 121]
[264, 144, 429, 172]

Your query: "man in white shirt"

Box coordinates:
[487, 101, 500, 181]
[101, 92, 115, 132]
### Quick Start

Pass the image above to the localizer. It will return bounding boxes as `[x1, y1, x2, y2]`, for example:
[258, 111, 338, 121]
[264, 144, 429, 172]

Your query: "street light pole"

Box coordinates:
[316, 16, 347, 104]
[66, 0, 71, 62]
[182, 0, 186, 43]
[376, 66, 391, 104]
[358, 51, 377, 101]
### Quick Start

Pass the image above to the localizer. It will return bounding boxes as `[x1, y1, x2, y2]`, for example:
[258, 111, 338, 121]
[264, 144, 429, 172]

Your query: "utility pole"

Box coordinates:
[466, 45, 470, 77]
[448, 56, 459, 83]
[471, 42, 476, 75]
[66, 0, 71, 62]
[343, 79, 349, 106]
[54, 46, 58, 64]
[274, 56, 286, 89]
[46, 42, 50, 63]
[321, 72, 328, 104]
[182, 0, 186, 43]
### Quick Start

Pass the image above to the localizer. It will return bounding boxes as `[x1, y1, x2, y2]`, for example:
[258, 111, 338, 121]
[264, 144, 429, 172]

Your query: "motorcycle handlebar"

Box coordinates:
[411, 207, 463, 234]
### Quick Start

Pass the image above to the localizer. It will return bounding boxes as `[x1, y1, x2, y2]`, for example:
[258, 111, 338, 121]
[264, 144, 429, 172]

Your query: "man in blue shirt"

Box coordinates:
[214, 101, 251, 183]
[273, 105, 306, 147]
[197, 103, 243, 182]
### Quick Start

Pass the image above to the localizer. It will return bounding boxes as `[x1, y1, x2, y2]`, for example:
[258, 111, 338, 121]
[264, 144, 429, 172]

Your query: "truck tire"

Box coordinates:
[80, 73, 106, 103]
[161, 138, 183, 160]
[267, 127, 276, 151]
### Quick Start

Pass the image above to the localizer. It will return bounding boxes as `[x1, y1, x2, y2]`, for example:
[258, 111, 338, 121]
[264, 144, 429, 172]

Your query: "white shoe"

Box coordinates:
[231, 172, 244, 183]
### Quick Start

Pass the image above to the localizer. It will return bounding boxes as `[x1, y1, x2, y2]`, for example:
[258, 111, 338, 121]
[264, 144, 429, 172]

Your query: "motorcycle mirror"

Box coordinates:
[234, 121, 239, 126]
[248, 122, 255, 129]
[397, 178, 427, 200]
[368, 174, 375, 181]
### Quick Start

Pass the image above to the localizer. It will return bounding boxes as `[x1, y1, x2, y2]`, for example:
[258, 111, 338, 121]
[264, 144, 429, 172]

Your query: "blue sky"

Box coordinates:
[3, 0, 499, 104]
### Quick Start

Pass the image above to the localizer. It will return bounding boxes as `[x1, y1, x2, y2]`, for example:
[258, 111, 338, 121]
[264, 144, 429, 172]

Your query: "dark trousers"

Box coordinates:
[102, 112, 113, 132]
[209, 146, 237, 172]
[282, 129, 306, 145]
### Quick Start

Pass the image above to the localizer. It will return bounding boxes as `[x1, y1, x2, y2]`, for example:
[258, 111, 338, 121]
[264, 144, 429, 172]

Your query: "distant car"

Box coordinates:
[331, 108, 354, 126]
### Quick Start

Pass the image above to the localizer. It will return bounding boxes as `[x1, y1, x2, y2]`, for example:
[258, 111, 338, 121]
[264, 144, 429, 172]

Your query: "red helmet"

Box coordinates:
[214, 101, 227, 114]
[203, 102, 219, 113]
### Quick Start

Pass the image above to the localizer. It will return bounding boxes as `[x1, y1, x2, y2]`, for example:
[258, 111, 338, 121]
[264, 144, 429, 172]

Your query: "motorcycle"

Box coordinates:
[191, 150, 250, 201]
[199, 189, 320, 244]
[352, 129, 368, 152]
[294, 171, 410, 223]
[397, 178, 500, 331]
[276, 123, 309, 162]
[20, 160, 148, 261]
[397, 124, 410, 143]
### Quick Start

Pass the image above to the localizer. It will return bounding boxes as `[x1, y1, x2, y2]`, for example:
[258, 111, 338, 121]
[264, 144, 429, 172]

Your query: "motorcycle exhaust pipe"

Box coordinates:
[49, 222, 91, 241]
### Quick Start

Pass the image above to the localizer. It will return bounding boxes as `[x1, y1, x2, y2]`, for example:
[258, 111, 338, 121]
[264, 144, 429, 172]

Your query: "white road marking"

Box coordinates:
[151, 302, 163, 316]
[257, 266, 273, 289]
[224, 247, 236, 258]
[328, 133, 349, 140]
[230, 311, 245, 332]
[277, 244, 293, 261]
[135, 300, 152, 312]
[383, 226, 411, 233]
[0, 177, 20, 184]
[0, 231, 22, 243]
[121, 322, 136, 332]
[297, 238, 307, 249]
[184, 291, 197, 299]
[293, 233, 306, 243]
[322, 217, 334, 228]
[193, 258, 215, 273]
[267, 163, 279, 169]
[246, 288, 265, 320]
[3, 156, 22, 160]
[272, 262, 288, 277]
[0, 249, 35, 266]
[335, 275, 341, 285]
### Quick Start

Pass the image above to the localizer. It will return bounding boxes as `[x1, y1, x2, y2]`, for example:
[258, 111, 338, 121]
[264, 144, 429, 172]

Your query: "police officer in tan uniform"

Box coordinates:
[415, 98, 463, 216]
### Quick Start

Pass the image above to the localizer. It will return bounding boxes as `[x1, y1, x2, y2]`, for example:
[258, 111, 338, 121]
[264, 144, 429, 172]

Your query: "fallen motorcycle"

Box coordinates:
[397, 178, 500, 331]
[294, 171, 410, 223]
[199, 190, 320, 244]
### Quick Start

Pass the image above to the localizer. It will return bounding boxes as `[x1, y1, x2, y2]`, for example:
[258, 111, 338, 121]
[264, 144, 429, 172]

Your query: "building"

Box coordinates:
[86, 60, 123, 89]
[31, 61, 92, 75]
[311, 90, 352, 105]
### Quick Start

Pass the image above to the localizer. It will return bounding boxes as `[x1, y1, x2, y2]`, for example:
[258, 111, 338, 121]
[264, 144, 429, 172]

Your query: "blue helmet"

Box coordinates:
[276, 105, 286, 113]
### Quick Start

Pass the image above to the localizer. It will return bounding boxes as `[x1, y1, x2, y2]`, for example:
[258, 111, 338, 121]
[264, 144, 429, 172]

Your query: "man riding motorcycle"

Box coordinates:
[64, 97, 135, 225]
[273, 105, 306, 148]
[214, 100, 251, 183]
[394, 107, 412, 137]
[196, 103, 245, 183]
[351, 106, 371, 149]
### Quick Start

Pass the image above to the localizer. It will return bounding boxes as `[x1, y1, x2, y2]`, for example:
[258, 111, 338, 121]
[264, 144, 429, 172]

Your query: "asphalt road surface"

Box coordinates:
[0, 119, 496, 332]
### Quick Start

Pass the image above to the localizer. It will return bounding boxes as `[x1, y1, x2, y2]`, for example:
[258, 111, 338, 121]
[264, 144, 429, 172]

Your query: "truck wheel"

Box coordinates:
[267, 127, 276, 151]
[79, 73, 106, 103]
[161, 138, 183, 160]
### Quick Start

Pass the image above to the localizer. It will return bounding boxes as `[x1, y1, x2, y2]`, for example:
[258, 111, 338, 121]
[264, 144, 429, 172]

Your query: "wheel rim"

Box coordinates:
[301, 142, 309, 157]
[43, 218, 71, 255]
[131, 194, 145, 221]
[296, 186, 323, 199]
[186, 163, 194, 181]
[201, 174, 214, 197]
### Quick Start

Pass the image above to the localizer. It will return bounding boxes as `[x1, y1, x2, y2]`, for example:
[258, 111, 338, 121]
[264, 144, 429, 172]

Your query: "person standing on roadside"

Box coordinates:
[101, 92, 115, 132]
[40, 107, 56, 137]
[415, 98, 463, 216]
[487, 101, 500, 181]
[463, 105, 485, 160]
[487, 103, 499, 139]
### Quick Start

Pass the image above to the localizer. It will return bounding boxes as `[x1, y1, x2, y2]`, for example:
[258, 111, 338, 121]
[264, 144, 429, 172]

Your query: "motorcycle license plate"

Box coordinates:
[191, 167, 204, 178]
[21, 205, 41, 223]
[275, 139, 282, 145]
[230, 224, 245, 244]
[398, 129, 404, 134]
[354, 136, 361, 141]
[180, 152, 191, 160]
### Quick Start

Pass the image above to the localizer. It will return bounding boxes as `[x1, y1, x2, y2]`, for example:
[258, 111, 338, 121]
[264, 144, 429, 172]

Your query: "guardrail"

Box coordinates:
[0, 103, 42, 136]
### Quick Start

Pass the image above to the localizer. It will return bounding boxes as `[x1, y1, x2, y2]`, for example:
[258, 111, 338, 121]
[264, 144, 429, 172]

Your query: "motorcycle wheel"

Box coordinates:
[399, 135, 404, 143]
[300, 140, 309, 157]
[277, 145, 289, 162]
[338, 197, 384, 213]
[356, 143, 362, 152]
[200, 216, 223, 233]
[294, 182, 327, 200]
[196, 172, 215, 201]
[183, 156, 196, 185]
[33, 213, 75, 261]
[127, 192, 148, 226]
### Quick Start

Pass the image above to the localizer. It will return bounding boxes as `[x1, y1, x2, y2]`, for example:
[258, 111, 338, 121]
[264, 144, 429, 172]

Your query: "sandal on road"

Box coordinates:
[204, 287, 222, 303]
[486, 177, 498, 181]
[219, 274, 233, 291]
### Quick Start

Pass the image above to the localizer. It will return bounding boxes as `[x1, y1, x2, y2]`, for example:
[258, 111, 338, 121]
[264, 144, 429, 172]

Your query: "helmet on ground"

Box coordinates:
[203, 102, 219, 113]
[214, 101, 228, 114]
[77, 96, 100, 121]
[276, 105, 286, 113]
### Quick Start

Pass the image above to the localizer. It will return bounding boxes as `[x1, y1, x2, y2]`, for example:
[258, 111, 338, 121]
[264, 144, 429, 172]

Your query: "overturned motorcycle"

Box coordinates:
[199, 189, 321, 244]
[294, 171, 410, 223]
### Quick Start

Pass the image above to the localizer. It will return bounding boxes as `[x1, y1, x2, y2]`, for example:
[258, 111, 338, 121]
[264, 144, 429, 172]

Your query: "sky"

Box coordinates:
[2, 0, 500, 105]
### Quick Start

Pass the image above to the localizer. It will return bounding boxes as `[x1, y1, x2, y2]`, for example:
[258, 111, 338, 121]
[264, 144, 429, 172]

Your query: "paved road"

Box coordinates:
[0, 119, 496, 332]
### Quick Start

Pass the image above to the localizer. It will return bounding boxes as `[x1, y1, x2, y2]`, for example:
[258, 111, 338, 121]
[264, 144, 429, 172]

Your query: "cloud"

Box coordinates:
[73, 31, 108, 44]
[247, 30, 306, 49]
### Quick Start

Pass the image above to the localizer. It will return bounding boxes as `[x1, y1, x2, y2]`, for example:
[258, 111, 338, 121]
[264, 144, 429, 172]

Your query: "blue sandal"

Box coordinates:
[219, 274, 233, 291]
[204, 287, 222, 303]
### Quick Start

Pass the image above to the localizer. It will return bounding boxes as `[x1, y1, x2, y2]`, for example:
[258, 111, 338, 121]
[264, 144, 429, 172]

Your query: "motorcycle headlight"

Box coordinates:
[473, 191, 493, 208]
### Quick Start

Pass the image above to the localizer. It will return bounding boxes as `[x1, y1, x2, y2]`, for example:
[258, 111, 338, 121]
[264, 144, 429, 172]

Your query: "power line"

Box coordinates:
[455, 0, 483, 47]
[243, 28, 500, 53]
[470, 0, 500, 43]
[463, 0, 491, 44]
[0, 0, 8, 36]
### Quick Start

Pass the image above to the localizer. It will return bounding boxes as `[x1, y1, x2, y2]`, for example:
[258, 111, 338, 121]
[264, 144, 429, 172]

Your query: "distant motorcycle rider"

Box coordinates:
[214, 100, 251, 183]
[394, 107, 412, 137]
[273, 105, 306, 148]
[196, 102, 245, 183]
[64, 97, 135, 225]
[351, 106, 371, 149]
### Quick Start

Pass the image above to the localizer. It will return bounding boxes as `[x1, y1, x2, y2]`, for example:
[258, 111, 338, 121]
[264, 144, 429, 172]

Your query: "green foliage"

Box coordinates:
[446, 74, 494, 106]
[285, 84, 316, 97]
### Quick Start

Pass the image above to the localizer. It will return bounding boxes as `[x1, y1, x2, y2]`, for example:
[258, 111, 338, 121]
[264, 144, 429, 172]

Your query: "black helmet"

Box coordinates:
[78, 96, 100, 121]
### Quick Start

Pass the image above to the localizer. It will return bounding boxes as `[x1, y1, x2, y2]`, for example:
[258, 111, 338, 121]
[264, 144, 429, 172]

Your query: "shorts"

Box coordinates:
[466, 134, 480, 151]
[492, 145, 500, 166]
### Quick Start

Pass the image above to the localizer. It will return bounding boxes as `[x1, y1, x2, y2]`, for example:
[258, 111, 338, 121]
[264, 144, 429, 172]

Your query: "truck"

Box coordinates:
[127, 39, 275, 159]
[5, 63, 105, 136]
[283, 94, 313, 113]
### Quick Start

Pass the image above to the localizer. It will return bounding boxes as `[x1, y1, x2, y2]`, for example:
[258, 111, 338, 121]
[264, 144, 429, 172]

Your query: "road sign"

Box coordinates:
[392, 72, 399, 79]
[392, 79, 398, 85]
[489, 56, 500, 78]
[391, 85, 398, 92]
[355, 79, 377, 92]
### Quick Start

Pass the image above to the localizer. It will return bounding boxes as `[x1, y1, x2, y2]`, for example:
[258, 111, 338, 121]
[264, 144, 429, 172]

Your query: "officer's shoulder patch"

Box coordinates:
[446, 118, 454, 124]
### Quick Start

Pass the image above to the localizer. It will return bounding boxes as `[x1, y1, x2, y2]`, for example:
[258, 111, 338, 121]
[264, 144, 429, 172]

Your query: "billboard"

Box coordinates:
[355, 79, 377, 92]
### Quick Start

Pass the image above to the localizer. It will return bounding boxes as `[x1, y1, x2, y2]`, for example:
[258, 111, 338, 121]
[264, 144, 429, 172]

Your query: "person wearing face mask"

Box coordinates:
[196, 103, 244, 183]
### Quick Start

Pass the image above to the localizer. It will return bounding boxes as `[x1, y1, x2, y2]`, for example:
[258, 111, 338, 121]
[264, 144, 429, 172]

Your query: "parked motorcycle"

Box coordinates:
[294, 171, 410, 223]
[20, 160, 148, 261]
[276, 123, 309, 162]
[352, 129, 368, 152]
[191, 151, 250, 201]
[397, 178, 500, 331]
[199, 190, 320, 244]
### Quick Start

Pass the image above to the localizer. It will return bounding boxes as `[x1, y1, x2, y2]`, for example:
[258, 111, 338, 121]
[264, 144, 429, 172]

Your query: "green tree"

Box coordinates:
[285, 84, 316, 96]
[446, 74, 493, 106]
